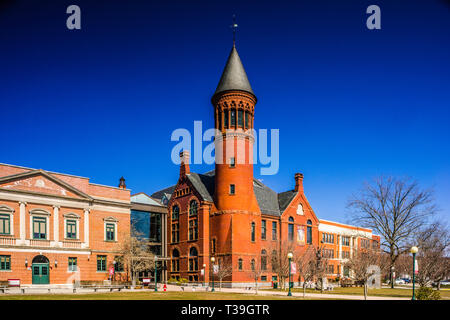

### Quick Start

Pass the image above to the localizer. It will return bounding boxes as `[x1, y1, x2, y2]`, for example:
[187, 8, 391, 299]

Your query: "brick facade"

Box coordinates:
[0, 163, 130, 285]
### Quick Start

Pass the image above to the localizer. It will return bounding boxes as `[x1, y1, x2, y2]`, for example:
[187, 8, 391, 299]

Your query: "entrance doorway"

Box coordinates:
[31, 255, 50, 284]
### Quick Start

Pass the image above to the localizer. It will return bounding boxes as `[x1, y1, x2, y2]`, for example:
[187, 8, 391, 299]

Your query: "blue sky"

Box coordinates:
[0, 0, 449, 224]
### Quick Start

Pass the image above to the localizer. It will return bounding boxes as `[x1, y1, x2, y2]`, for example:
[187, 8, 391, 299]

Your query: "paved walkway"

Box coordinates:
[163, 284, 408, 300]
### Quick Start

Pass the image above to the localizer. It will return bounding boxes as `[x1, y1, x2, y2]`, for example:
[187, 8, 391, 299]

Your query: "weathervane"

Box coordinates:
[231, 14, 238, 46]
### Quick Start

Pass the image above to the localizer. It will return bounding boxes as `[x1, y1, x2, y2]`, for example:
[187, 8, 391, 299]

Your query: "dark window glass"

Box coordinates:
[106, 223, 115, 241]
[307, 219, 312, 244]
[218, 110, 222, 129]
[251, 222, 256, 242]
[230, 184, 235, 194]
[149, 213, 161, 242]
[272, 222, 277, 240]
[172, 205, 179, 220]
[230, 157, 235, 167]
[261, 250, 267, 270]
[189, 200, 198, 216]
[0, 214, 10, 235]
[238, 109, 243, 127]
[171, 223, 179, 243]
[114, 256, 124, 272]
[33, 217, 46, 239]
[97, 255, 107, 272]
[66, 220, 77, 239]
[288, 217, 294, 241]
[224, 110, 229, 128]
[238, 258, 243, 270]
[261, 220, 266, 240]
[68, 257, 77, 272]
[230, 110, 236, 126]
[0, 255, 11, 270]
[189, 247, 198, 271]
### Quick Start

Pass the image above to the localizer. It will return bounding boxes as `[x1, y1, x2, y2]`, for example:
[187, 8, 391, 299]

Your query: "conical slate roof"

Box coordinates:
[214, 45, 254, 97]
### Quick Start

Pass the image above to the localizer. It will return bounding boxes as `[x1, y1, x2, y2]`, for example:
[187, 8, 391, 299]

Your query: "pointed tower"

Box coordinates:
[211, 45, 260, 213]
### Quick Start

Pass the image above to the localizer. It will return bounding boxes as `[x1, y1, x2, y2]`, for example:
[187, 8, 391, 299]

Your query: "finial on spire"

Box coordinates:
[231, 14, 238, 46]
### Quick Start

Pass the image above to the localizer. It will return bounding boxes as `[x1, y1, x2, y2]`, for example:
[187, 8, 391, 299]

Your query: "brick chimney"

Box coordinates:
[294, 173, 304, 193]
[118, 176, 126, 189]
[179, 150, 190, 177]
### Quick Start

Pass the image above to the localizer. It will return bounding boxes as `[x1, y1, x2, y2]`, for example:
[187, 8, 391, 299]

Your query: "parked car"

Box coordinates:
[401, 278, 411, 284]
[394, 279, 405, 285]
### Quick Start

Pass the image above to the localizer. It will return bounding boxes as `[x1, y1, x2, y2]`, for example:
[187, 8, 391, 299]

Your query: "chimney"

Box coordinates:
[118, 176, 126, 189]
[294, 173, 304, 193]
[179, 150, 190, 177]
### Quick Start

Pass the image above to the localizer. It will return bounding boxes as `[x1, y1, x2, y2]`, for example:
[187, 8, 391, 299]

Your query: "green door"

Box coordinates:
[32, 263, 49, 284]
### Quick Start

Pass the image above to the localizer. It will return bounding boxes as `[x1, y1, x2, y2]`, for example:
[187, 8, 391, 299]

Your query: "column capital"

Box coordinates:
[19, 201, 27, 206]
[84, 208, 91, 214]
[53, 205, 60, 209]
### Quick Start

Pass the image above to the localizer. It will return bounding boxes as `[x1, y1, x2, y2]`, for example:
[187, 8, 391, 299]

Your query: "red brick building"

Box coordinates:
[0, 163, 130, 285]
[151, 44, 380, 287]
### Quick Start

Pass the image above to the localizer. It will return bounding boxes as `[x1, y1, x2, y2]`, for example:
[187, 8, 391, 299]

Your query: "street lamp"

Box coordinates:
[410, 246, 419, 300]
[154, 256, 158, 292]
[287, 252, 293, 296]
[211, 257, 215, 292]
[203, 263, 206, 287]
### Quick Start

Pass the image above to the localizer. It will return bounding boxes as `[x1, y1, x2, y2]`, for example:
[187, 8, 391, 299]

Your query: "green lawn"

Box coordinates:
[265, 287, 450, 299]
[0, 291, 331, 300]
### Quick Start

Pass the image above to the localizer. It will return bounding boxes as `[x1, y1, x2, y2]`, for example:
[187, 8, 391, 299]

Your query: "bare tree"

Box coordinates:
[344, 246, 382, 300]
[115, 230, 155, 287]
[216, 256, 233, 290]
[268, 240, 299, 291]
[249, 254, 263, 294]
[413, 221, 450, 289]
[347, 176, 436, 288]
[295, 246, 317, 298]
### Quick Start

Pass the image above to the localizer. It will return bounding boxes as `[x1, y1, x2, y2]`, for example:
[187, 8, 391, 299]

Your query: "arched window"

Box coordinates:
[171, 205, 180, 243]
[238, 258, 243, 271]
[261, 249, 267, 271]
[218, 110, 222, 130]
[224, 109, 229, 128]
[189, 247, 198, 271]
[189, 200, 198, 216]
[172, 249, 180, 272]
[230, 109, 236, 127]
[245, 111, 250, 129]
[172, 205, 179, 220]
[288, 217, 294, 241]
[307, 219, 312, 244]
[238, 109, 243, 127]
[251, 222, 256, 242]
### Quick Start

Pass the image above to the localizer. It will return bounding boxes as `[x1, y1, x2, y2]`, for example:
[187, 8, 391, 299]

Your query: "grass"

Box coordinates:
[265, 286, 450, 299]
[0, 291, 334, 300]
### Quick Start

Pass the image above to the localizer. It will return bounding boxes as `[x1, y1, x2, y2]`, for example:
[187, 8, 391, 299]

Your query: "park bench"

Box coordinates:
[75, 285, 126, 293]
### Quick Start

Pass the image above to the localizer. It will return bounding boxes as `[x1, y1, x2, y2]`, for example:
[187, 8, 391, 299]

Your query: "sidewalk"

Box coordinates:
[163, 284, 408, 300]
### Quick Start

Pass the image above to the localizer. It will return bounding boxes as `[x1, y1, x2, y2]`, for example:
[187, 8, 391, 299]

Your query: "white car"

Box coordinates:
[394, 279, 405, 285]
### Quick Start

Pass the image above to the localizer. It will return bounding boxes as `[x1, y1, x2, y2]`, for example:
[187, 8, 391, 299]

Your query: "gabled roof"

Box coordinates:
[213, 45, 255, 97]
[151, 170, 298, 217]
[277, 190, 298, 213]
[0, 169, 93, 200]
[131, 192, 164, 206]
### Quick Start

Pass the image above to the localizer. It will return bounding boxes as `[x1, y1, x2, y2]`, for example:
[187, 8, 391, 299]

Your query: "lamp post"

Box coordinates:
[287, 252, 293, 296]
[211, 257, 215, 292]
[203, 263, 206, 287]
[112, 260, 116, 282]
[154, 256, 159, 292]
[410, 246, 418, 300]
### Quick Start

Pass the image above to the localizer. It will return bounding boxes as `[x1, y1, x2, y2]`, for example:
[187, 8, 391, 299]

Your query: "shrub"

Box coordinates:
[416, 287, 441, 300]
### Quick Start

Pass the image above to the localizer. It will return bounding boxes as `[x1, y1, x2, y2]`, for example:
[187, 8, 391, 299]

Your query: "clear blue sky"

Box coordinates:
[1, 0, 449, 224]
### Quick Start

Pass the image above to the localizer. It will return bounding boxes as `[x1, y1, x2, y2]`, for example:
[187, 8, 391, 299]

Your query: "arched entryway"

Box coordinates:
[31, 255, 50, 284]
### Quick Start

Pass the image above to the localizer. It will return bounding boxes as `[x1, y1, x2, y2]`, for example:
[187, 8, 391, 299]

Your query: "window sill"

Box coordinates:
[96, 271, 107, 273]
[104, 240, 117, 243]
[0, 270, 12, 272]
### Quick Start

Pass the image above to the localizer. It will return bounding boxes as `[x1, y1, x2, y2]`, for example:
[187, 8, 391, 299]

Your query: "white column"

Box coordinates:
[84, 208, 90, 247]
[53, 206, 60, 243]
[19, 201, 26, 244]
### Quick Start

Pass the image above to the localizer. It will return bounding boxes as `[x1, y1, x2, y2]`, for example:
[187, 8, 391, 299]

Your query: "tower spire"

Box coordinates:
[231, 14, 238, 47]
